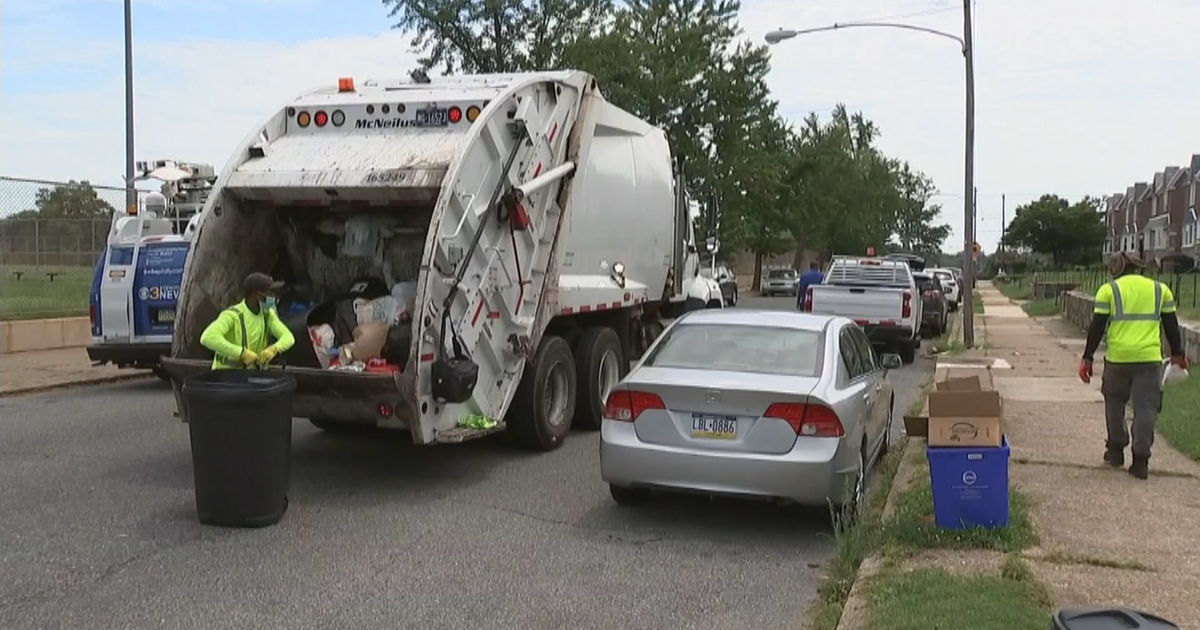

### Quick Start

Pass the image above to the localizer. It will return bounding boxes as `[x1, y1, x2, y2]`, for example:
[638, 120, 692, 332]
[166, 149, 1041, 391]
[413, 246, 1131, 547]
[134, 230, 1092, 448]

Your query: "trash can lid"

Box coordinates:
[1055, 607, 1180, 630]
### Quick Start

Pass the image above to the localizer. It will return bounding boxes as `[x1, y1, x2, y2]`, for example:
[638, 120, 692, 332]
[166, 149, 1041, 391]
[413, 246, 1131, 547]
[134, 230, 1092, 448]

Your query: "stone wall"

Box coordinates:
[1060, 290, 1200, 363]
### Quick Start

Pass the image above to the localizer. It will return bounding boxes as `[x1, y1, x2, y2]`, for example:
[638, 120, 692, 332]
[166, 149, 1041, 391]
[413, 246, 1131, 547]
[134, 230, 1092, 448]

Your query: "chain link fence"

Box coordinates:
[0, 176, 148, 321]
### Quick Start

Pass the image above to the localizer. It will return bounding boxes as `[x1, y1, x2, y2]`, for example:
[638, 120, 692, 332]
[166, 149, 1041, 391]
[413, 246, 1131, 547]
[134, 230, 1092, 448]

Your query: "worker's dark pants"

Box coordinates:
[1101, 361, 1162, 458]
[684, 297, 706, 313]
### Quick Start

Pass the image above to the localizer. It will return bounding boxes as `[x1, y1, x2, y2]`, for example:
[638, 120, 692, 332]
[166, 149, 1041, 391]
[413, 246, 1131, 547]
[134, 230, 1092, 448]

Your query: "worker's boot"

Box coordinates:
[1128, 454, 1149, 480]
[1103, 443, 1125, 468]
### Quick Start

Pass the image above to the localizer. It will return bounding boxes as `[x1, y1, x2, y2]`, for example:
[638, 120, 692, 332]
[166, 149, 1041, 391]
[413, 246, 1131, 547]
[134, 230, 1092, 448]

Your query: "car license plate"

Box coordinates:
[415, 107, 449, 127]
[691, 414, 737, 439]
[156, 309, 175, 324]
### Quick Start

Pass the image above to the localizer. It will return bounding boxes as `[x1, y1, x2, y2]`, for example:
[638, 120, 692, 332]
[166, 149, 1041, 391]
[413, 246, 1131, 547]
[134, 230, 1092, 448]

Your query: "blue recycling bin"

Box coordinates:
[926, 436, 1010, 529]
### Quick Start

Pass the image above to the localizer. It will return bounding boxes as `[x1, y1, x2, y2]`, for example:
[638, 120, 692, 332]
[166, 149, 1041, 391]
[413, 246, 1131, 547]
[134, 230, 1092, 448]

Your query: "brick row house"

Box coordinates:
[1103, 154, 1200, 263]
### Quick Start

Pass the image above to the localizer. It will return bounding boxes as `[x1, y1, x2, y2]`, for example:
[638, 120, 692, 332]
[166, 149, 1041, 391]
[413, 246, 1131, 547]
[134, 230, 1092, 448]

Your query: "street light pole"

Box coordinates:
[766, 3, 977, 345]
[124, 0, 137, 214]
[960, 0, 977, 346]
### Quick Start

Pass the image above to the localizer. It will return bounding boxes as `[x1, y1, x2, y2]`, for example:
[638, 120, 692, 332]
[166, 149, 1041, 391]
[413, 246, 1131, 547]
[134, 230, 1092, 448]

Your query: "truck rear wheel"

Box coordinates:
[506, 335, 576, 451]
[898, 340, 917, 364]
[573, 327, 626, 431]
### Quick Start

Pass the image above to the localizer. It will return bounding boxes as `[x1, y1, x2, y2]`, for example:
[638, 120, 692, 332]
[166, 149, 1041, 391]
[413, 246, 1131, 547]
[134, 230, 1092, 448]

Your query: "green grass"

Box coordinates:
[882, 454, 1038, 557]
[0, 265, 93, 320]
[864, 556, 1054, 630]
[972, 292, 985, 314]
[1021, 298, 1059, 318]
[809, 375, 936, 630]
[994, 275, 1032, 300]
[1158, 371, 1200, 461]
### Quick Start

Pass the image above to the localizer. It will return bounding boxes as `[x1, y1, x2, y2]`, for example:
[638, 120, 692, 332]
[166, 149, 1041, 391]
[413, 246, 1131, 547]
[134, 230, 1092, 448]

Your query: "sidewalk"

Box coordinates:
[0, 347, 152, 396]
[836, 282, 1200, 629]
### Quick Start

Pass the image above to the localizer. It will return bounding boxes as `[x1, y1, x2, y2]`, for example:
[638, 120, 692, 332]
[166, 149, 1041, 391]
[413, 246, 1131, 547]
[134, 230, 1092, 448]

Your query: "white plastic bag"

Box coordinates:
[1162, 360, 1188, 387]
[308, 324, 335, 369]
[342, 216, 382, 258]
[354, 296, 404, 327]
[391, 281, 418, 320]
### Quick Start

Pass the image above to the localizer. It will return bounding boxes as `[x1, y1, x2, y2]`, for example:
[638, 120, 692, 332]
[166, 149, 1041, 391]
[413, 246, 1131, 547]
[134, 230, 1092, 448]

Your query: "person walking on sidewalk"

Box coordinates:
[1079, 252, 1187, 479]
[200, 272, 296, 370]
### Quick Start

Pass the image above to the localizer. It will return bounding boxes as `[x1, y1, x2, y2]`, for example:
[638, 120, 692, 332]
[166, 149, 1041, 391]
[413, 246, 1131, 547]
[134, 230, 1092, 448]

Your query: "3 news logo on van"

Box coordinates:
[138, 286, 180, 301]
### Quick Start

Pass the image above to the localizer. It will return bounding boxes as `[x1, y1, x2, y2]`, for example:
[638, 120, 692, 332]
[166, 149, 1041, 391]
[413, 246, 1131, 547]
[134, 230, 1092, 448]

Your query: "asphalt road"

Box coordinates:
[0, 294, 932, 630]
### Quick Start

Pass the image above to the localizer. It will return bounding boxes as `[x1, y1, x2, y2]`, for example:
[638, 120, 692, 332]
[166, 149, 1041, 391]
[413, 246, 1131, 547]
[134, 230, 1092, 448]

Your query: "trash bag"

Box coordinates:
[339, 320, 388, 364]
[1162, 361, 1188, 387]
[346, 276, 389, 301]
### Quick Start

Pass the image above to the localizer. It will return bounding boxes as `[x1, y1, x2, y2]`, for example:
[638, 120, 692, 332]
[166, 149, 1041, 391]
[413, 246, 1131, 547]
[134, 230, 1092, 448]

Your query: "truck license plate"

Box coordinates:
[156, 309, 175, 324]
[691, 414, 737, 440]
[415, 107, 449, 127]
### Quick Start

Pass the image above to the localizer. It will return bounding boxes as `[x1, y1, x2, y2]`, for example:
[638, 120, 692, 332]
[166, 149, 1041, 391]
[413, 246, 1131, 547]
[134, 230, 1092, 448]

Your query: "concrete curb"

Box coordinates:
[833, 314, 958, 630]
[0, 372, 156, 398]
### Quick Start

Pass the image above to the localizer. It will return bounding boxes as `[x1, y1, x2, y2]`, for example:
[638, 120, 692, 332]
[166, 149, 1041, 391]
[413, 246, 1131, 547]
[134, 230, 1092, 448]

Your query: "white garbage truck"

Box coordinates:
[160, 70, 714, 451]
[87, 160, 215, 378]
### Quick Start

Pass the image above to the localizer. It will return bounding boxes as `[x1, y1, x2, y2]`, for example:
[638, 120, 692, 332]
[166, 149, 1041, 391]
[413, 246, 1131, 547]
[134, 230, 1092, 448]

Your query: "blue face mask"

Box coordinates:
[262, 296, 277, 311]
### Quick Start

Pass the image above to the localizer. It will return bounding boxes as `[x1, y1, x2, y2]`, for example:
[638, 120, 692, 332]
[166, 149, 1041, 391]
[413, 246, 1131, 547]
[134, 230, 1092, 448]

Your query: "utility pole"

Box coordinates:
[960, 0, 977, 347]
[124, 0, 137, 214]
[1000, 194, 1006, 252]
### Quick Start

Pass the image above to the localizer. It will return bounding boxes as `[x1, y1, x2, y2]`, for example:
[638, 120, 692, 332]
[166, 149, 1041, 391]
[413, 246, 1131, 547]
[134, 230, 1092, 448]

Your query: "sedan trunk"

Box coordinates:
[626, 367, 819, 455]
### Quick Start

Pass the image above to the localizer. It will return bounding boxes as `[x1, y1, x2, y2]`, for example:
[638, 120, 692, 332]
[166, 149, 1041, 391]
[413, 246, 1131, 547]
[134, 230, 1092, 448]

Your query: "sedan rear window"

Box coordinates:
[767, 270, 796, 279]
[643, 323, 823, 377]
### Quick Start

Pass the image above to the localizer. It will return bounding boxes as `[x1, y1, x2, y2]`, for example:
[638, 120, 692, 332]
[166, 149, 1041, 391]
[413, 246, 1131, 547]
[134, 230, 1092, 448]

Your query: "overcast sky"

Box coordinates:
[4, 0, 1199, 254]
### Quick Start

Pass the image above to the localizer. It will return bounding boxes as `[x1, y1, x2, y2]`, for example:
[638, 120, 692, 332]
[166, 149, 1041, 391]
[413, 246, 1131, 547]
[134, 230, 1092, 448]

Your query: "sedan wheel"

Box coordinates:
[610, 484, 651, 506]
[833, 448, 866, 528]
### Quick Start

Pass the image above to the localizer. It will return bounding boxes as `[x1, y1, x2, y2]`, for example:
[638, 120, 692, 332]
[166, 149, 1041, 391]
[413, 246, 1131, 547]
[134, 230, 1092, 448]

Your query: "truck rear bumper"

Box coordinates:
[158, 357, 414, 429]
[87, 343, 171, 369]
[861, 324, 915, 344]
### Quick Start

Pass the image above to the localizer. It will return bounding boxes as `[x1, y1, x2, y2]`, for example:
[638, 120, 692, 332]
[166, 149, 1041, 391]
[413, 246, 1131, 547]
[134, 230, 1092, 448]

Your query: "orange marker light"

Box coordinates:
[338, 77, 355, 92]
[466, 105, 481, 122]
[297, 111, 311, 127]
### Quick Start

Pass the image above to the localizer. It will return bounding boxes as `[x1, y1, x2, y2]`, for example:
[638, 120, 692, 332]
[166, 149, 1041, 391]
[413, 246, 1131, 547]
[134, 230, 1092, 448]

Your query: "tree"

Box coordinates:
[382, 0, 613, 73]
[1002, 194, 1106, 265]
[0, 181, 116, 266]
[892, 163, 951, 253]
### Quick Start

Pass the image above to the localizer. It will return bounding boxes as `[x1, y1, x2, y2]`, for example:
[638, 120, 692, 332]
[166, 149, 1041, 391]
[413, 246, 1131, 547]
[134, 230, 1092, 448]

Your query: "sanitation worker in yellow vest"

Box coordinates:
[200, 272, 296, 370]
[1079, 252, 1186, 480]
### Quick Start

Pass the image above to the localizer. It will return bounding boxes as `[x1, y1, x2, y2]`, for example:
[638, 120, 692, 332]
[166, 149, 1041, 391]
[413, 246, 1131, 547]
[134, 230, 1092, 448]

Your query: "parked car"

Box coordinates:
[912, 272, 948, 337]
[806, 256, 923, 364]
[703, 262, 739, 306]
[600, 308, 900, 520]
[928, 268, 961, 311]
[761, 268, 799, 297]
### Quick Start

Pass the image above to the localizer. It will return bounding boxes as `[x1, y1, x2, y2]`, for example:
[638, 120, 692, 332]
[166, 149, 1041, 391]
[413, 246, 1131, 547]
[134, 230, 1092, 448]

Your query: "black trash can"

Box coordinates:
[1054, 608, 1179, 630]
[182, 369, 297, 528]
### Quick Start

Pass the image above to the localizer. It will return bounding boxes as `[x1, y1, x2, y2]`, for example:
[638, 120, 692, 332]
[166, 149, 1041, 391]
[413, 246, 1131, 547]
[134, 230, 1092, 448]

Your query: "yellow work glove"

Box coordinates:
[256, 345, 280, 367]
[239, 349, 259, 367]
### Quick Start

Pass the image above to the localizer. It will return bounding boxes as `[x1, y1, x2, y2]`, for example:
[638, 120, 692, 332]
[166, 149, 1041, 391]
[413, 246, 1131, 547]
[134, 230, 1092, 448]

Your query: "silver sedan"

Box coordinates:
[600, 309, 900, 517]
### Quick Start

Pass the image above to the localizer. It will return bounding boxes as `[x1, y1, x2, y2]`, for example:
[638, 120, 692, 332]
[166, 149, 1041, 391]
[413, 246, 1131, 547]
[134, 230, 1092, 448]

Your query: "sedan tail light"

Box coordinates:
[901, 290, 912, 319]
[804, 286, 814, 312]
[763, 402, 845, 437]
[604, 390, 666, 422]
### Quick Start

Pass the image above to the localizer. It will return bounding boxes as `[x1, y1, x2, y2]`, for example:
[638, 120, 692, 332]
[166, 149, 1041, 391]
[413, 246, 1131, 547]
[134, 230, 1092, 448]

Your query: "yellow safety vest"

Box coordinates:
[1093, 274, 1175, 363]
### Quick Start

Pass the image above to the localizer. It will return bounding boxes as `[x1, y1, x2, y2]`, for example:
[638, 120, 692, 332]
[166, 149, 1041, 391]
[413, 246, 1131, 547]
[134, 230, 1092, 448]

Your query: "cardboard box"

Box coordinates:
[935, 375, 982, 392]
[905, 375, 1004, 447]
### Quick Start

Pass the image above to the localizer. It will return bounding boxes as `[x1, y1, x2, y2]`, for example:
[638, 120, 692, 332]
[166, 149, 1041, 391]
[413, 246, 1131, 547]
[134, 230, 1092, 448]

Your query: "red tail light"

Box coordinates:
[448, 106, 463, 123]
[764, 402, 845, 437]
[89, 304, 97, 325]
[902, 290, 912, 319]
[377, 403, 392, 418]
[604, 390, 666, 422]
[804, 286, 814, 312]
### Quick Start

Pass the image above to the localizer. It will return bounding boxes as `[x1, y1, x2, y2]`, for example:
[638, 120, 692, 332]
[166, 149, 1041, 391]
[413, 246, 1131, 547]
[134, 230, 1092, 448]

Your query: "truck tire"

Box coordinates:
[573, 327, 626, 431]
[153, 367, 171, 382]
[728, 288, 738, 307]
[899, 339, 917, 364]
[506, 335, 576, 451]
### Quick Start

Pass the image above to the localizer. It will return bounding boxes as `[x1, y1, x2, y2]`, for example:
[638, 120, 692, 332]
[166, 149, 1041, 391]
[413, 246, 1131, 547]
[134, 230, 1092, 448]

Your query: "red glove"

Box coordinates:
[1078, 359, 1093, 384]
[1170, 355, 1188, 369]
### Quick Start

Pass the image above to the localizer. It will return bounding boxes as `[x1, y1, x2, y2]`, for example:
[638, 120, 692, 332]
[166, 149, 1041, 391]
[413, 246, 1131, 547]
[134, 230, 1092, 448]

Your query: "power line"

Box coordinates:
[852, 5, 961, 25]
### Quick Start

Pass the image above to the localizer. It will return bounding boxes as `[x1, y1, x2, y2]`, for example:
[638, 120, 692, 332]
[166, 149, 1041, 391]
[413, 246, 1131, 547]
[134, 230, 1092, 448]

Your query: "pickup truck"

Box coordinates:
[803, 256, 923, 363]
